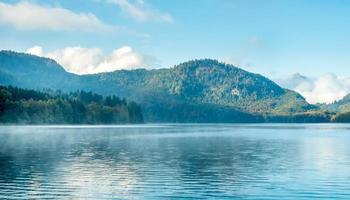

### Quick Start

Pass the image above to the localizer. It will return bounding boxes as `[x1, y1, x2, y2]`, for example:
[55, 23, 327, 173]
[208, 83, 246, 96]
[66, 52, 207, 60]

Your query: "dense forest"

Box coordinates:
[0, 85, 143, 124]
[1, 51, 350, 123]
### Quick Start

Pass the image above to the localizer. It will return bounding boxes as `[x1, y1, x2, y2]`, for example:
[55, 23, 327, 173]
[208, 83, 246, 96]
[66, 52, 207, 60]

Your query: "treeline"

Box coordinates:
[0, 85, 143, 124]
[332, 112, 350, 123]
[264, 112, 332, 123]
[141, 94, 263, 123]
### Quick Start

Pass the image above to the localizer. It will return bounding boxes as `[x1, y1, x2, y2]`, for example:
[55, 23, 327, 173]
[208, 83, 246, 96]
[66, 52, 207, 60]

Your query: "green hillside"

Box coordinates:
[0, 51, 324, 122]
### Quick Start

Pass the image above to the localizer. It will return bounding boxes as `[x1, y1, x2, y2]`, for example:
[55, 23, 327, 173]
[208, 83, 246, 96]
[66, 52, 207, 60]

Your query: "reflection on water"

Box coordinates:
[0, 124, 350, 199]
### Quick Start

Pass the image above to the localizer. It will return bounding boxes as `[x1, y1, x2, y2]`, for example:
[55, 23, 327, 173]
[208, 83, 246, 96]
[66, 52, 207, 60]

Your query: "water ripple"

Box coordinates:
[0, 124, 350, 199]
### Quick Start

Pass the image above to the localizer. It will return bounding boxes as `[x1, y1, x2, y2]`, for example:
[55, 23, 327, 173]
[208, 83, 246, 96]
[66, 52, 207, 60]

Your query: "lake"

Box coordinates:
[0, 124, 349, 199]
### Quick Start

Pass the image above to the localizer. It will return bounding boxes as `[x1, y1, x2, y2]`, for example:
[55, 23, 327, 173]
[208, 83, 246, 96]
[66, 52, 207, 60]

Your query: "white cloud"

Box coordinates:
[47, 47, 103, 74]
[107, 0, 173, 22]
[276, 73, 350, 104]
[0, 1, 111, 31]
[26, 46, 44, 57]
[96, 46, 145, 73]
[26, 46, 149, 74]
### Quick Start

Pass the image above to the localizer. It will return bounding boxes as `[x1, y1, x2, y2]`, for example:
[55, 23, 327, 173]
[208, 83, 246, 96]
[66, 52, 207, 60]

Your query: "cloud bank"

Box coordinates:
[276, 73, 350, 104]
[26, 46, 149, 74]
[107, 0, 173, 22]
[0, 1, 110, 31]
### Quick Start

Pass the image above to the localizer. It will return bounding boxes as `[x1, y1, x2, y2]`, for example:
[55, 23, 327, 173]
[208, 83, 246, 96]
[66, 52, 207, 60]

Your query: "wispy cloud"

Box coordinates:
[276, 73, 350, 104]
[26, 46, 154, 74]
[0, 1, 111, 31]
[107, 0, 173, 22]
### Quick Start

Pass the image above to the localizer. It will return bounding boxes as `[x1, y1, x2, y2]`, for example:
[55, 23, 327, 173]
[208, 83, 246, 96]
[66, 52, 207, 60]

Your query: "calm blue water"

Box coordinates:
[0, 124, 350, 199]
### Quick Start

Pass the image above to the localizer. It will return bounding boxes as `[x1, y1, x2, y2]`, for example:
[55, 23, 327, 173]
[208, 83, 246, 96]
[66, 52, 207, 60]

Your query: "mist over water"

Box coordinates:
[0, 124, 350, 199]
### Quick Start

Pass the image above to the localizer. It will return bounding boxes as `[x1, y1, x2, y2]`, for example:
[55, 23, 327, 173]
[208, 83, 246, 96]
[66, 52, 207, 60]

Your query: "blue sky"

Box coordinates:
[1, 0, 350, 78]
[2, 0, 350, 103]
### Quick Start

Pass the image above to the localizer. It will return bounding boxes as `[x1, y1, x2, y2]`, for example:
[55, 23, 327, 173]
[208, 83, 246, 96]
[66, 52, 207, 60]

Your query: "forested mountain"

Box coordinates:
[83, 59, 322, 121]
[0, 51, 77, 90]
[0, 50, 329, 122]
[87, 59, 314, 113]
[318, 94, 350, 122]
[0, 85, 143, 124]
[320, 94, 350, 113]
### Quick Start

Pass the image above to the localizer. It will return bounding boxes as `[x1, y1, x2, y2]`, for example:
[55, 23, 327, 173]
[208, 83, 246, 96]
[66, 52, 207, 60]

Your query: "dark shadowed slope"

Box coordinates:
[0, 51, 78, 90]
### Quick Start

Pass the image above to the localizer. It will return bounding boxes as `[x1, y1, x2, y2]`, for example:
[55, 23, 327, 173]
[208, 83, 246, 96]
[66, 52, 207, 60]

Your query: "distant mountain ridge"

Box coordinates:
[320, 94, 350, 113]
[0, 50, 328, 122]
[0, 51, 76, 90]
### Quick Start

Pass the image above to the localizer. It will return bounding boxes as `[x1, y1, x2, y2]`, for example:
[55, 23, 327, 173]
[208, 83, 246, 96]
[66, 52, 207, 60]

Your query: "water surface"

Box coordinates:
[0, 124, 350, 199]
